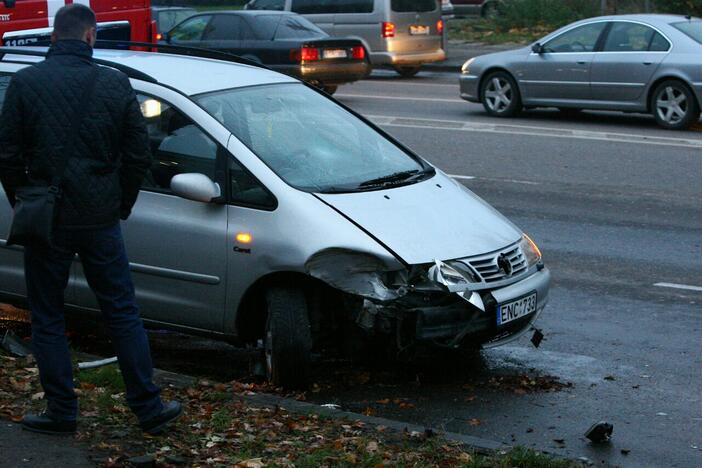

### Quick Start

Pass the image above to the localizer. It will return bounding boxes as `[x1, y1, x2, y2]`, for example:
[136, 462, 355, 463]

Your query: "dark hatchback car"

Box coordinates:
[164, 10, 371, 94]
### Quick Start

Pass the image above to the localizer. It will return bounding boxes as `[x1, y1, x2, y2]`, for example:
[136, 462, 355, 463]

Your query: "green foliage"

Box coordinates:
[654, 0, 702, 16]
[495, 0, 600, 30]
[77, 365, 126, 392]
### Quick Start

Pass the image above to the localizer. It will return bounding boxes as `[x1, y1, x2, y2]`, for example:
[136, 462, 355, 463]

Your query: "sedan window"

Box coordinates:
[169, 15, 211, 41]
[196, 84, 430, 193]
[543, 22, 606, 53]
[274, 16, 327, 40]
[204, 15, 255, 41]
[673, 21, 702, 45]
[603, 22, 664, 52]
[137, 95, 218, 193]
[247, 0, 285, 10]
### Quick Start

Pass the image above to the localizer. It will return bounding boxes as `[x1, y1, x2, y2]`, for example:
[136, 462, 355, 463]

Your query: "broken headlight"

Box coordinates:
[519, 233, 542, 267]
[428, 260, 473, 293]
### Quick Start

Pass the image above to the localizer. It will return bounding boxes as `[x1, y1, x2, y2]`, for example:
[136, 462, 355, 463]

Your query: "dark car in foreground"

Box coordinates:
[164, 10, 370, 94]
[460, 14, 702, 130]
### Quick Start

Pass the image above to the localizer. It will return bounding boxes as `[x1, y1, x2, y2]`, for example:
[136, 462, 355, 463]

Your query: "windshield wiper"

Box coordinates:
[358, 169, 427, 188]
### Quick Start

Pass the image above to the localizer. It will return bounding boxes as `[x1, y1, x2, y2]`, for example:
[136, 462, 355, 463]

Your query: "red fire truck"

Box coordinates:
[0, 0, 156, 46]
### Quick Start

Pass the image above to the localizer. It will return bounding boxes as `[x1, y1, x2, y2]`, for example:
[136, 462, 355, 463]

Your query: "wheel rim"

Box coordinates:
[485, 77, 512, 113]
[656, 86, 688, 125]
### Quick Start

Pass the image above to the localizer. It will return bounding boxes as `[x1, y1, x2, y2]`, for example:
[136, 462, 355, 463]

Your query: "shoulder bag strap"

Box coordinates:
[50, 64, 100, 190]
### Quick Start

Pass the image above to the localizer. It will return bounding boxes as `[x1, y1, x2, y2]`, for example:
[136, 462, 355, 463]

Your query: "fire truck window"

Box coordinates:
[169, 15, 211, 42]
[137, 95, 218, 193]
[0, 74, 12, 107]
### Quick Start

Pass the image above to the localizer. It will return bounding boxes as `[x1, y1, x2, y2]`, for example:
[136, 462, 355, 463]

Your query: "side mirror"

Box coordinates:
[3, 0, 16, 7]
[171, 173, 221, 203]
[531, 42, 543, 54]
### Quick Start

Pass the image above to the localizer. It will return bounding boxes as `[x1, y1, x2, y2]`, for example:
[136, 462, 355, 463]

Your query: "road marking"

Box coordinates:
[449, 174, 540, 185]
[361, 80, 458, 88]
[654, 282, 702, 292]
[447, 174, 475, 180]
[337, 93, 464, 103]
[365, 114, 702, 149]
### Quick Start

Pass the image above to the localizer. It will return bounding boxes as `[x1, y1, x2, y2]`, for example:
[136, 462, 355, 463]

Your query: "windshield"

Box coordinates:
[673, 21, 702, 44]
[195, 84, 431, 193]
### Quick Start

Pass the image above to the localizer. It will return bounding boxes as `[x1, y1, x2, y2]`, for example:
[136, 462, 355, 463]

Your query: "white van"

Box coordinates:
[245, 0, 446, 76]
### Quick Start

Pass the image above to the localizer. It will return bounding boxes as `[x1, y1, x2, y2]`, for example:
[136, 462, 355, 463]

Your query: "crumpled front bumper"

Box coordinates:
[415, 267, 551, 347]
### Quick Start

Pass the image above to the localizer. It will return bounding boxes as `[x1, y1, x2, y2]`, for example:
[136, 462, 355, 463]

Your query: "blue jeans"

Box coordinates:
[24, 223, 163, 423]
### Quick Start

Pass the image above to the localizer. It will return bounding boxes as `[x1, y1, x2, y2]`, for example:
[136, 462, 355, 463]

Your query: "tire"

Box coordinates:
[264, 287, 312, 389]
[480, 71, 521, 117]
[394, 66, 421, 78]
[651, 80, 700, 130]
[322, 85, 338, 95]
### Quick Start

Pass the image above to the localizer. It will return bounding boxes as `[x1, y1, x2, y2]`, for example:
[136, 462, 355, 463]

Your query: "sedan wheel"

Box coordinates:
[652, 80, 700, 130]
[481, 71, 521, 117]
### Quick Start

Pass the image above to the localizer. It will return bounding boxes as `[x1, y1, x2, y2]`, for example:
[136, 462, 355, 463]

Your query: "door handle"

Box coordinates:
[576, 60, 587, 65]
[643, 61, 653, 65]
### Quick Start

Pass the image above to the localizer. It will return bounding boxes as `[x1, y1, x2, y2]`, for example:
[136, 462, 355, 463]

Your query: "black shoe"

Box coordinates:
[21, 412, 77, 435]
[140, 401, 183, 435]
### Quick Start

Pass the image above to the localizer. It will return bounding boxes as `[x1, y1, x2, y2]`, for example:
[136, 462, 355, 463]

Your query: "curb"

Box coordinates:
[152, 368, 510, 456]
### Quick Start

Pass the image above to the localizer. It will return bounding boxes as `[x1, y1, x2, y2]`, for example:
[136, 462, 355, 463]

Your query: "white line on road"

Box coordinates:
[654, 283, 702, 292]
[447, 174, 475, 180]
[360, 80, 458, 88]
[448, 174, 541, 185]
[365, 114, 702, 150]
[336, 93, 464, 103]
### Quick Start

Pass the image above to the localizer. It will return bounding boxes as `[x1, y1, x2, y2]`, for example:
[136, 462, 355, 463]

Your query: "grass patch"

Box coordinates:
[448, 17, 547, 44]
[76, 365, 125, 393]
[210, 406, 233, 432]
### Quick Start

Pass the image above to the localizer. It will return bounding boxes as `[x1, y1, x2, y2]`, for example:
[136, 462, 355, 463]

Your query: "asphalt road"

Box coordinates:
[310, 70, 702, 467]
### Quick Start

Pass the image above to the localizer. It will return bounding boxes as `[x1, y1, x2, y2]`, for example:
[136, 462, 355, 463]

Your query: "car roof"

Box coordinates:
[197, 10, 296, 17]
[5, 48, 297, 96]
[576, 13, 697, 25]
[95, 49, 297, 95]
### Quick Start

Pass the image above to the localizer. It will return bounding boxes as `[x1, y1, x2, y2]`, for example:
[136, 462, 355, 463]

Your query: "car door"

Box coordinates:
[72, 89, 229, 332]
[523, 21, 608, 102]
[166, 14, 212, 47]
[590, 21, 670, 104]
[199, 14, 250, 56]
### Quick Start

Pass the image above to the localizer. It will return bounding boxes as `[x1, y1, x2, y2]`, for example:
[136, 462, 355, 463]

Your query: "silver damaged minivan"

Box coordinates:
[0, 47, 549, 388]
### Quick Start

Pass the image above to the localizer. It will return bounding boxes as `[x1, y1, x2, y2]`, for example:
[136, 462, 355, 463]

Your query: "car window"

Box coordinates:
[603, 22, 659, 52]
[291, 0, 336, 14]
[169, 15, 211, 41]
[204, 15, 254, 41]
[543, 22, 606, 53]
[229, 158, 277, 209]
[673, 21, 702, 45]
[137, 95, 218, 193]
[248, 0, 285, 10]
[254, 15, 283, 40]
[157, 9, 196, 33]
[196, 83, 428, 194]
[0, 74, 11, 106]
[391, 0, 437, 13]
[648, 31, 671, 52]
[275, 16, 327, 39]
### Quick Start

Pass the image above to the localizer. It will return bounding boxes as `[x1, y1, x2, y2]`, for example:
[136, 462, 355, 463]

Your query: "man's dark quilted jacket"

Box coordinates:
[0, 40, 152, 229]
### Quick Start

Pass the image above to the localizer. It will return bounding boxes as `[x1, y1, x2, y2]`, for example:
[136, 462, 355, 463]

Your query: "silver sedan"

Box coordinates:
[460, 14, 702, 130]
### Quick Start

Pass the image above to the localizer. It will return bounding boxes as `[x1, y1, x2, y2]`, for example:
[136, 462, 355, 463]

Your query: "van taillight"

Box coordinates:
[291, 46, 320, 62]
[382, 22, 395, 38]
[437, 19, 444, 35]
[351, 46, 365, 60]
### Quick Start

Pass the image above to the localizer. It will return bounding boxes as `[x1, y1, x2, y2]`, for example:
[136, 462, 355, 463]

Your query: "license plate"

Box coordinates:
[323, 49, 348, 59]
[497, 292, 537, 326]
[410, 25, 430, 35]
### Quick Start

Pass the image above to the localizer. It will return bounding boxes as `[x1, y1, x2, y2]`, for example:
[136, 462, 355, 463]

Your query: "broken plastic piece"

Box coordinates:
[1, 330, 32, 357]
[530, 328, 544, 348]
[585, 421, 613, 443]
[77, 356, 118, 370]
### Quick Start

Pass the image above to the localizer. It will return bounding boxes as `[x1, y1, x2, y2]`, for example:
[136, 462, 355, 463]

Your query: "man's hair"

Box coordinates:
[53, 4, 97, 41]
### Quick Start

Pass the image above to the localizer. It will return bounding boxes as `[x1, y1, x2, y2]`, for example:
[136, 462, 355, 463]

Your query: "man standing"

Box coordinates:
[0, 4, 181, 435]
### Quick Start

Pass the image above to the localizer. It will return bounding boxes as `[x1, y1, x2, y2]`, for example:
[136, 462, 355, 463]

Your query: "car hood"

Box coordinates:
[315, 172, 522, 265]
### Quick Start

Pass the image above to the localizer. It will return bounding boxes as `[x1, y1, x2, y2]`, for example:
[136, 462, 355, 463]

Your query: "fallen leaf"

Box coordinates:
[376, 399, 390, 405]
[31, 392, 44, 401]
[366, 441, 378, 453]
[468, 418, 481, 426]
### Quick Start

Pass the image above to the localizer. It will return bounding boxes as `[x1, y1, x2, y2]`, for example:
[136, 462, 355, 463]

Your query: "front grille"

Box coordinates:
[455, 243, 528, 284]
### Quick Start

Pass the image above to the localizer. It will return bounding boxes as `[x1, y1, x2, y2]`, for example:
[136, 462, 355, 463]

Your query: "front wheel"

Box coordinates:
[264, 287, 312, 389]
[394, 66, 421, 78]
[652, 80, 700, 130]
[480, 71, 521, 117]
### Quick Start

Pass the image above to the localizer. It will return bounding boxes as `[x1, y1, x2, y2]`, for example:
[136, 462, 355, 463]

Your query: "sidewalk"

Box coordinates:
[0, 421, 93, 467]
[424, 41, 518, 72]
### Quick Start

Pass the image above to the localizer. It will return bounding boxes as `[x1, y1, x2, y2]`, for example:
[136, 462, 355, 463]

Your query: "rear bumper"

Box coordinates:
[459, 73, 480, 102]
[370, 49, 446, 67]
[278, 61, 371, 85]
